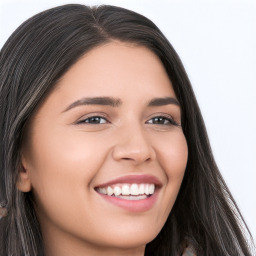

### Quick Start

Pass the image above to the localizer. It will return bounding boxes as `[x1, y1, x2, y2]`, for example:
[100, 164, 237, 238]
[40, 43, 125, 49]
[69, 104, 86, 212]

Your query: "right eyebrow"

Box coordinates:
[62, 97, 122, 112]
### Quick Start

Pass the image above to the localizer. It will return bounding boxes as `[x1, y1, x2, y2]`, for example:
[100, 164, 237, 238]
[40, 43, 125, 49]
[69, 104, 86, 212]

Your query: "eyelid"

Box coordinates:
[146, 113, 180, 126]
[74, 112, 180, 126]
[74, 113, 110, 125]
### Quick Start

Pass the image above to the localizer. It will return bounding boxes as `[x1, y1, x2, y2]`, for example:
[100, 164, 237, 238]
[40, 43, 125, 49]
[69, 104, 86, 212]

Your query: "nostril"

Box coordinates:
[111, 136, 156, 163]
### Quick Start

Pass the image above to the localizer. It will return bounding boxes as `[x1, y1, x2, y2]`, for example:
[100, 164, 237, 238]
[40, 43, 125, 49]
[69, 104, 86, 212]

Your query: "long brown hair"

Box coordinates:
[0, 4, 254, 255]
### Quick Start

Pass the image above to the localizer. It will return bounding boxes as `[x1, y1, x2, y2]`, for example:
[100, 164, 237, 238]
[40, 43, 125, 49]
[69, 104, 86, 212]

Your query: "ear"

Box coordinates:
[16, 161, 32, 192]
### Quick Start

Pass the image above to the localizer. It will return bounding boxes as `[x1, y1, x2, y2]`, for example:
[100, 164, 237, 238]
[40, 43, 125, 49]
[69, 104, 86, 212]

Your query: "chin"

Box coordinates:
[95, 224, 161, 250]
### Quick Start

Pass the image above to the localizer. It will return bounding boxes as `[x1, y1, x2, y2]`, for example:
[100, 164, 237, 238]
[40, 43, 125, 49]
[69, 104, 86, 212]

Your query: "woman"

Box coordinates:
[0, 4, 254, 256]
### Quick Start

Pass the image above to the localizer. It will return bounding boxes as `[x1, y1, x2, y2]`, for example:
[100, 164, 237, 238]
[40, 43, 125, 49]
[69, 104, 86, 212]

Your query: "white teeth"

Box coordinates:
[97, 183, 155, 197]
[130, 184, 139, 195]
[145, 184, 149, 195]
[113, 186, 121, 196]
[98, 187, 107, 195]
[138, 184, 144, 194]
[122, 184, 130, 195]
[149, 184, 155, 194]
[117, 195, 148, 200]
[107, 186, 113, 196]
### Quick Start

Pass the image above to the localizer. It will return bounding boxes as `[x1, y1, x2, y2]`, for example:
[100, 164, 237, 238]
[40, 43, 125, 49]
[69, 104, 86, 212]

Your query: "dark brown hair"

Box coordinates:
[0, 4, 254, 256]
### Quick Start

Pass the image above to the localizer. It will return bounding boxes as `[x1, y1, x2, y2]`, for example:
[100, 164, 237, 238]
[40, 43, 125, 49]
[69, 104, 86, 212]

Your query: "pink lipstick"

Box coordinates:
[94, 174, 162, 212]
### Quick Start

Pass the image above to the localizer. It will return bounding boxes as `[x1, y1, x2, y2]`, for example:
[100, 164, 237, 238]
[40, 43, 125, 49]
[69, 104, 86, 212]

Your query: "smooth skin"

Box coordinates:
[18, 41, 188, 256]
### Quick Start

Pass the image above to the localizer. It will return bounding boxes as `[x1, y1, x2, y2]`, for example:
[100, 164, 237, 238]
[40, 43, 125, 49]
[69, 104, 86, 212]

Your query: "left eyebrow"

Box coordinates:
[147, 97, 180, 107]
[62, 97, 121, 112]
[62, 96, 180, 113]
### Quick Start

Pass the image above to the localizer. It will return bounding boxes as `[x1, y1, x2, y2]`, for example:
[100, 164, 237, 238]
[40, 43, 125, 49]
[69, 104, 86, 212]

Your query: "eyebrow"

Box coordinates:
[148, 97, 180, 107]
[63, 96, 180, 112]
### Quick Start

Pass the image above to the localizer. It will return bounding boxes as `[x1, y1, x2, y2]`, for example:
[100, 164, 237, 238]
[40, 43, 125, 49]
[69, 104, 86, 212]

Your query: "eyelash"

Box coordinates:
[76, 114, 179, 126]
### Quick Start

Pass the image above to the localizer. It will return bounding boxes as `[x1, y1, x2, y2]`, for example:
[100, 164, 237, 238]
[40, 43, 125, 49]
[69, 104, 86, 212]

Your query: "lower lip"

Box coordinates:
[96, 191, 159, 212]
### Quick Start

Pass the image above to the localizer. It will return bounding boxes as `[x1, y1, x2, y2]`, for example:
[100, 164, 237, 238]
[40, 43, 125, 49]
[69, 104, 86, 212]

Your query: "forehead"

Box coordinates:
[35, 41, 177, 120]
[54, 41, 175, 99]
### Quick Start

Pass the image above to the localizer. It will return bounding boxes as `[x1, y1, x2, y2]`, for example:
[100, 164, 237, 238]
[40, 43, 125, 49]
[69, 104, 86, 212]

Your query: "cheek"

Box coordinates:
[154, 131, 188, 178]
[26, 128, 109, 219]
[152, 131, 188, 215]
[29, 126, 107, 179]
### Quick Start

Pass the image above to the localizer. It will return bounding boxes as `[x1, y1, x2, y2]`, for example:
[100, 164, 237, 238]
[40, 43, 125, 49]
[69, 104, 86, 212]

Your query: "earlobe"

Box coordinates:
[16, 164, 32, 192]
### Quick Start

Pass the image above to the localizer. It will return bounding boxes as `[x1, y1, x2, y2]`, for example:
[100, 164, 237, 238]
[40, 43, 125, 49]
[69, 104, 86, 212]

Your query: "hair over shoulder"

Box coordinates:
[0, 4, 254, 256]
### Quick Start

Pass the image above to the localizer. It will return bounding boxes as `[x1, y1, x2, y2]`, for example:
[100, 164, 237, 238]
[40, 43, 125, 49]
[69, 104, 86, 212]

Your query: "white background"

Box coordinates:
[1, 0, 255, 242]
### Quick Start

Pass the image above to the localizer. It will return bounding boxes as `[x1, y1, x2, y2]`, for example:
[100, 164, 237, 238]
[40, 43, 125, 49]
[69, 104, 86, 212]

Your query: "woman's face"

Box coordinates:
[20, 42, 188, 255]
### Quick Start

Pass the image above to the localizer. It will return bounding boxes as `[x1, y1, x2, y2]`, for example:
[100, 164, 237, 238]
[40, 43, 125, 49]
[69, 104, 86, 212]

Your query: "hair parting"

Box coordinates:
[0, 4, 254, 256]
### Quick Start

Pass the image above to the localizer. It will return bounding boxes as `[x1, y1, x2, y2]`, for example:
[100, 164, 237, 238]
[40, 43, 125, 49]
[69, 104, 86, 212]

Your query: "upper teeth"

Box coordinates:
[97, 183, 155, 196]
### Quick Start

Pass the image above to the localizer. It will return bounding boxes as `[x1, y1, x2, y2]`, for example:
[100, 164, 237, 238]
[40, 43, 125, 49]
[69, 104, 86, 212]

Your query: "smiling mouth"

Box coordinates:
[95, 183, 155, 200]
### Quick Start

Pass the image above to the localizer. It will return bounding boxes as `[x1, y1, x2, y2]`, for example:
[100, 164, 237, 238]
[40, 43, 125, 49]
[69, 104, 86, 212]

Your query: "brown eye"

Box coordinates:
[77, 116, 108, 124]
[147, 116, 178, 126]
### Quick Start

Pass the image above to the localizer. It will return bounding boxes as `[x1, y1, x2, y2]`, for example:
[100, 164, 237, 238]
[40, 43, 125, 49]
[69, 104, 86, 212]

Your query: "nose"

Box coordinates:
[112, 123, 156, 165]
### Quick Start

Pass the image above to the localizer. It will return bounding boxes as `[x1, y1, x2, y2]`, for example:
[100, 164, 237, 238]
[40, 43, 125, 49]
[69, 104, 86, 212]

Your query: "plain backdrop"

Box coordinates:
[0, 0, 255, 241]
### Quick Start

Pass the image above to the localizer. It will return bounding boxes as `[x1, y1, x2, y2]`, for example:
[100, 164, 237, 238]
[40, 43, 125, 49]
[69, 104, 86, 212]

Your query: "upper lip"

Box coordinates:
[95, 174, 162, 188]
